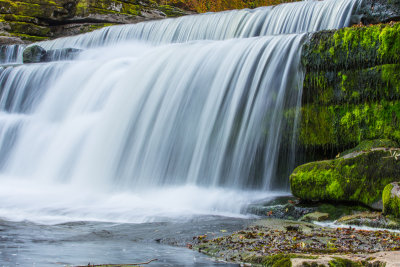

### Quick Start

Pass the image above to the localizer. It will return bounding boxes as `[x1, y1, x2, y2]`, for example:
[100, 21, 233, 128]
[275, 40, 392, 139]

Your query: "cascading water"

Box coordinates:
[0, 44, 25, 64]
[35, 0, 358, 49]
[0, 0, 360, 224]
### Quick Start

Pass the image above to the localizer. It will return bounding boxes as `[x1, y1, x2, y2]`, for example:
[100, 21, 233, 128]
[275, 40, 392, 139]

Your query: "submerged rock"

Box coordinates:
[290, 142, 400, 209]
[383, 182, 400, 218]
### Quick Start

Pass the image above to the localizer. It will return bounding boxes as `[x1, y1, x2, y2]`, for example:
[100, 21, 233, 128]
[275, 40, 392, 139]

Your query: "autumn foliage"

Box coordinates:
[155, 0, 301, 13]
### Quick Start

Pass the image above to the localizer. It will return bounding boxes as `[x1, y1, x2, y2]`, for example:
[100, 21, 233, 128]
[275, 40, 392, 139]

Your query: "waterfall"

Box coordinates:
[0, 45, 25, 64]
[0, 0, 360, 223]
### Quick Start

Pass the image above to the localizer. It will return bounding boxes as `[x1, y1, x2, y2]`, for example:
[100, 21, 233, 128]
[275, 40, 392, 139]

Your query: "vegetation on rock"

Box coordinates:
[290, 146, 400, 207]
[153, 0, 300, 13]
[0, 0, 190, 42]
[297, 102, 400, 150]
[302, 23, 400, 72]
[383, 182, 400, 218]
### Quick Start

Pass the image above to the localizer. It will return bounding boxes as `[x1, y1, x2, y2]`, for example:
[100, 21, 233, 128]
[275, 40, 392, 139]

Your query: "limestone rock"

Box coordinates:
[383, 182, 400, 218]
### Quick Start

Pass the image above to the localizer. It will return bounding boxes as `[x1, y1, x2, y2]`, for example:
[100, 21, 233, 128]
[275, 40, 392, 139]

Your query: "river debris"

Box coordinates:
[191, 219, 400, 265]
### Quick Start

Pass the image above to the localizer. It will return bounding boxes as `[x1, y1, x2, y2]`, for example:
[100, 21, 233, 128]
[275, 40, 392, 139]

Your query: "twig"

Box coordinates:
[76, 258, 158, 267]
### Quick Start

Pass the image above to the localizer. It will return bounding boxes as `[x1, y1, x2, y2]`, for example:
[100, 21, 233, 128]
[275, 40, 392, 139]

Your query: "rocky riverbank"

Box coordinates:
[192, 218, 400, 266]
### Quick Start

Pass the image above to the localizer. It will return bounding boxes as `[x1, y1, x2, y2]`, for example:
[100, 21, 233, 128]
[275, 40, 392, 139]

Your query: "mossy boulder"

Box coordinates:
[383, 182, 400, 218]
[22, 44, 45, 63]
[290, 146, 400, 209]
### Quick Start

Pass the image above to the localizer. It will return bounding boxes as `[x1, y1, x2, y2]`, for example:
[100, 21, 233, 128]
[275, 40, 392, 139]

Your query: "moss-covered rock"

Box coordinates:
[383, 182, 400, 218]
[303, 65, 400, 106]
[298, 102, 400, 150]
[298, 22, 400, 156]
[302, 23, 400, 72]
[290, 148, 400, 208]
[22, 44, 46, 63]
[0, 0, 190, 42]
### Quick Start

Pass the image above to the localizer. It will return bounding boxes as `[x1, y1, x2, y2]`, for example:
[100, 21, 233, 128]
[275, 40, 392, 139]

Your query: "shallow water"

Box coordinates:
[0, 216, 250, 266]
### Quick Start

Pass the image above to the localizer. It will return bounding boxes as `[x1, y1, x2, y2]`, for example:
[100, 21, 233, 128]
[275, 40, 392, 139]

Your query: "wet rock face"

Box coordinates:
[298, 22, 400, 156]
[357, 0, 400, 24]
[383, 182, 400, 218]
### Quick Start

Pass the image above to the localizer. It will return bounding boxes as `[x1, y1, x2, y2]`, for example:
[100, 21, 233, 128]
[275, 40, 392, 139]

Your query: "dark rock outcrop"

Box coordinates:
[357, 0, 400, 25]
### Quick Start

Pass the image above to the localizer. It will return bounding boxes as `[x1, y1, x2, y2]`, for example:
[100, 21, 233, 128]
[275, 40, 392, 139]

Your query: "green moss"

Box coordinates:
[244, 253, 294, 266]
[290, 149, 400, 206]
[383, 183, 400, 218]
[6, 21, 51, 37]
[158, 5, 187, 17]
[8, 32, 48, 41]
[299, 101, 400, 149]
[302, 23, 400, 72]
[0, 14, 37, 23]
[86, 23, 115, 32]
[303, 65, 400, 105]
[328, 257, 362, 267]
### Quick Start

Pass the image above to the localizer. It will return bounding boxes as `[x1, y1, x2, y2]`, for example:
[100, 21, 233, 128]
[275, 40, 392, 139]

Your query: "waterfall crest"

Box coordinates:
[36, 0, 359, 50]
